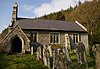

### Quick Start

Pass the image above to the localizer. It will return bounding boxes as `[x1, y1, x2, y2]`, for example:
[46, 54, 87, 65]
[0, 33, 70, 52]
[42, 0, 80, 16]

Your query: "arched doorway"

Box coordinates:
[12, 37, 22, 53]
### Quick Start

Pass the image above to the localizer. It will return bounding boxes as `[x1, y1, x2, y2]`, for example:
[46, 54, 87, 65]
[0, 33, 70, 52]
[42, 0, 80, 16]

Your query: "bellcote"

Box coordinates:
[12, 2, 18, 22]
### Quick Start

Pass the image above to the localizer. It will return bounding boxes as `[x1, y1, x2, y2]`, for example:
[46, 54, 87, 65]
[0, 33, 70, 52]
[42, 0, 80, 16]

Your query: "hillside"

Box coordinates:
[38, 6, 74, 21]
[65, 1, 100, 45]
[39, 1, 100, 45]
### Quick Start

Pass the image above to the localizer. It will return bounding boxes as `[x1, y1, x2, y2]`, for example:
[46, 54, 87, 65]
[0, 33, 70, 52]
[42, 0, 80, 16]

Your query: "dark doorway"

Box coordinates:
[12, 37, 22, 53]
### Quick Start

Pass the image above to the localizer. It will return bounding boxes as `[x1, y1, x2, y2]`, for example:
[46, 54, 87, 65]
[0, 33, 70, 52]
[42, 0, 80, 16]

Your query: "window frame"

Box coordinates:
[49, 32, 60, 44]
[72, 33, 79, 44]
[31, 32, 38, 42]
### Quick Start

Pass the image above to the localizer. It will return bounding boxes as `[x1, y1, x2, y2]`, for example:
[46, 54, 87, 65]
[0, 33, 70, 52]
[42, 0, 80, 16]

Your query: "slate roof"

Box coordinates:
[14, 18, 87, 32]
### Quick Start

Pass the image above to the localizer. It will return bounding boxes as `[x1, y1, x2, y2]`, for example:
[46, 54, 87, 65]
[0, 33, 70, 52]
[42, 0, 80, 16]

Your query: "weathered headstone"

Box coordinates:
[75, 42, 87, 64]
[63, 47, 71, 62]
[31, 46, 33, 55]
[65, 34, 71, 50]
[43, 45, 47, 66]
[52, 49, 57, 69]
[92, 44, 99, 57]
[43, 45, 51, 68]
[95, 44, 100, 69]
[48, 46, 52, 57]
[37, 46, 42, 60]
[57, 49, 70, 69]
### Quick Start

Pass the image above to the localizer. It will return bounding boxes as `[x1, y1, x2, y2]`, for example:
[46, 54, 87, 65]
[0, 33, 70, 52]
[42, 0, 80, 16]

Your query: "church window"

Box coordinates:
[31, 33, 38, 42]
[73, 34, 79, 43]
[50, 33, 60, 44]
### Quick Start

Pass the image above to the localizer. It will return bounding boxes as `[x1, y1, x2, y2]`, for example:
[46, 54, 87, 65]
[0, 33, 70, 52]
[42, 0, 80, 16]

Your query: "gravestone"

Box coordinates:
[75, 42, 87, 64]
[53, 48, 71, 69]
[48, 46, 52, 57]
[43, 45, 47, 66]
[58, 50, 67, 69]
[37, 46, 42, 60]
[31, 46, 33, 55]
[43, 45, 51, 68]
[92, 44, 99, 57]
[95, 44, 100, 69]
[63, 47, 71, 62]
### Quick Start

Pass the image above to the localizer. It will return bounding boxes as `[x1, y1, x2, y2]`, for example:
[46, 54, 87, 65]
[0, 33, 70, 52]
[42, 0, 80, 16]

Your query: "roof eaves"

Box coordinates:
[21, 27, 87, 33]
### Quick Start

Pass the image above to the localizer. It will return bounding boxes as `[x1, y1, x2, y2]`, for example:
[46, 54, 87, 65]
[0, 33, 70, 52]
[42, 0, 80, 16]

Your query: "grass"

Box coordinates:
[0, 54, 48, 69]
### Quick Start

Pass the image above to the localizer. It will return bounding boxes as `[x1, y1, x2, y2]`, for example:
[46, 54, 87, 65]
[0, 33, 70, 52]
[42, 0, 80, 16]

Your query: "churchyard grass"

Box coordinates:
[0, 53, 48, 69]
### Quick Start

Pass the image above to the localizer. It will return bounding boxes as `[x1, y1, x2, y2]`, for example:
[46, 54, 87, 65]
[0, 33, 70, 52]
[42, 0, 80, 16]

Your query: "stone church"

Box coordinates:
[2, 2, 88, 54]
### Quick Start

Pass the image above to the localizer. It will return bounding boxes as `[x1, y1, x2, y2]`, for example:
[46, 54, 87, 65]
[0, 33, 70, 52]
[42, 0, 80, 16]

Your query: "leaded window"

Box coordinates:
[50, 33, 59, 43]
[73, 34, 79, 43]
